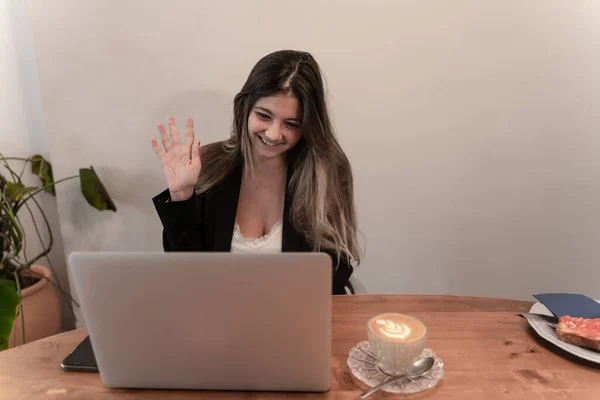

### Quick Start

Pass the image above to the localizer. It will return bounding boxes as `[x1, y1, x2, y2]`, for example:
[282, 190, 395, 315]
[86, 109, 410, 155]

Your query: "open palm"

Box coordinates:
[151, 116, 201, 199]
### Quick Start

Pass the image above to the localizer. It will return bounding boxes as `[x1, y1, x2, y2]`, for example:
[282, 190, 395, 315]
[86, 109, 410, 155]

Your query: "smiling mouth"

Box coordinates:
[256, 134, 284, 147]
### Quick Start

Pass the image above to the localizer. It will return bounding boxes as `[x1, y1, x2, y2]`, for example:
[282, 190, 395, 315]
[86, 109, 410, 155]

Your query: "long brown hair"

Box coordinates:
[196, 50, 361, 266]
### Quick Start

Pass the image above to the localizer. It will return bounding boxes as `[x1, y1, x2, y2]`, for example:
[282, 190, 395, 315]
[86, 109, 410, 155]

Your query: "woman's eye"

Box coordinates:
[256, 112, 270, 120]
[286, 122, 300, 129]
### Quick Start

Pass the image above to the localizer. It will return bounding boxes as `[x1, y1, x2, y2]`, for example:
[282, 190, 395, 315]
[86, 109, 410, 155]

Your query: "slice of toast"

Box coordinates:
[556, 316, 600, 351]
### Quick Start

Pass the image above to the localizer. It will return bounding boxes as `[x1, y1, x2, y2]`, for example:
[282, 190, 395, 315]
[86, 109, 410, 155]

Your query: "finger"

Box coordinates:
[156, 122, 172, 151]
[191, 140, 201, 167]
[185, 117, 195, 145]
[168, 116, 181, 145]
[150, 137, 165, 159]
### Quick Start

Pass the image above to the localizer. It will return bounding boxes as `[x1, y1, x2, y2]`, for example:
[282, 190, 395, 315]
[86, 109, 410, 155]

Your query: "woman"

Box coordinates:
[150, 50, 360, 295]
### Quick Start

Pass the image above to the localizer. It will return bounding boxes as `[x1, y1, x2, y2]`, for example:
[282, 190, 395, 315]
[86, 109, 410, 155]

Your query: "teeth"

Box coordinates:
[260, 136, 281, 146]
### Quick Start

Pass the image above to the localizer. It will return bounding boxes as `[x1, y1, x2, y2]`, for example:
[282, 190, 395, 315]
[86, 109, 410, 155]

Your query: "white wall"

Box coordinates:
[23, 0, 600, 325]
[1, 0, 73, 330]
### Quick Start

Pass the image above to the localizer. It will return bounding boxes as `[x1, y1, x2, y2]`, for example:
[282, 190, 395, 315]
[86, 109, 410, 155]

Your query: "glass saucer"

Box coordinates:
[346, 340, 444, 394]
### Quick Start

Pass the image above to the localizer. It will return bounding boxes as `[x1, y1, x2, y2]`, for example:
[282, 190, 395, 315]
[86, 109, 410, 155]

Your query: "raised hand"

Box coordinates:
[151, 116, 201, 201]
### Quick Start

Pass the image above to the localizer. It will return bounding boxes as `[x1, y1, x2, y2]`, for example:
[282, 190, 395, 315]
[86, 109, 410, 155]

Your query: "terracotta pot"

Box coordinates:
[8, 264, 61, 348]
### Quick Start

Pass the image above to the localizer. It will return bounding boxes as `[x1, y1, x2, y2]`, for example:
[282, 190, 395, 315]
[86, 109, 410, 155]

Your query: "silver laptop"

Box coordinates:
[67, 251, 332, 392]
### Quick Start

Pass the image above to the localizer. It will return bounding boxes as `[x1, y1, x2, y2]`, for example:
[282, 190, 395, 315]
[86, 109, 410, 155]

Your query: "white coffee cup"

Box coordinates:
[366, 312, 428, 374]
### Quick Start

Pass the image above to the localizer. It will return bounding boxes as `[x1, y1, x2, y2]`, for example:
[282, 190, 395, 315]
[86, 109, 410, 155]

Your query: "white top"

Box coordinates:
[231, 220, 283, 253]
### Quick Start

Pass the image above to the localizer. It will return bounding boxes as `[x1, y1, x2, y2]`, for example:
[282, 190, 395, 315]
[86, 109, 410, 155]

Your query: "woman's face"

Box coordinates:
[247, 93, 303, 160]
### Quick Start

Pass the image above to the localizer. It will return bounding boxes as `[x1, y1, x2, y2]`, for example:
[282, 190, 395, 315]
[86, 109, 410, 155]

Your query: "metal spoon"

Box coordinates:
[359, 356, 435, 398]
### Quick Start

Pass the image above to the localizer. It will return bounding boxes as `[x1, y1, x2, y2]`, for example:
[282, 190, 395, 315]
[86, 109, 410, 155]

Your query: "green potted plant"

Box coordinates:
[0, 153, 116, 350]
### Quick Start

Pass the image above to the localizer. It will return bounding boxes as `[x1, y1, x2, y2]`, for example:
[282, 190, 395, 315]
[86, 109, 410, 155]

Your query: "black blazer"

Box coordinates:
[152, 160, 354, 295]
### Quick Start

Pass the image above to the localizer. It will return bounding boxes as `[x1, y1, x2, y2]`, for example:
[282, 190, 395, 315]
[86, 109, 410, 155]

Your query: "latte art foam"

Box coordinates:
[375, 319, 412, 340]
[368, 313, 427, 343]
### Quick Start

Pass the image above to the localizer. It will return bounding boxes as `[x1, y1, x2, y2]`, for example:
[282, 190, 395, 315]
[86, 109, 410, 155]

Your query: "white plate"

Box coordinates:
[523, 300, 600, 364]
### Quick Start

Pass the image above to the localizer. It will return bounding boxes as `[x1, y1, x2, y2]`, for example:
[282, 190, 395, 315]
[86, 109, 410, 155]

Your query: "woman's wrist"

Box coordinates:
[169, 188, 194, 202]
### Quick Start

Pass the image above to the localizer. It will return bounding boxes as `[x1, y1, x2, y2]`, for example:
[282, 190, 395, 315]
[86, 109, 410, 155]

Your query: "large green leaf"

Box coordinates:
[31, 155, 55, 195]
[79, 167, 117, 211]
[0, 279, 21, 350]
[5, 182, 38, 202]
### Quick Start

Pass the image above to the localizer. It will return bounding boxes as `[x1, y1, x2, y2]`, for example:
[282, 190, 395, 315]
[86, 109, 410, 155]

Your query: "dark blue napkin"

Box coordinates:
[533, 293, 600, 319]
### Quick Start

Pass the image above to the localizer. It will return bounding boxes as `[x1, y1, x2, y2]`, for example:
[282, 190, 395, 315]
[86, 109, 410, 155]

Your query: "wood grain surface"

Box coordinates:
[1, 295, 599, 399]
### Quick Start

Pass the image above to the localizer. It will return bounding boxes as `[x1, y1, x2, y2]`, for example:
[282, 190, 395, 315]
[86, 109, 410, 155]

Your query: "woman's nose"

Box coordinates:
[265, 122, 283, 141]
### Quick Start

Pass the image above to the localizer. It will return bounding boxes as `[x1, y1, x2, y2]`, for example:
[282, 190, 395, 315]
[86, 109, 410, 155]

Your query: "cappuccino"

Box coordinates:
[367, 313, 428, 374]
[367, 313, 427, 343]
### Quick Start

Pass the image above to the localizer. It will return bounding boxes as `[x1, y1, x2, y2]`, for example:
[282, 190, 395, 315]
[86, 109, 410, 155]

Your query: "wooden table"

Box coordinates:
[1, 295, 599, 399]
